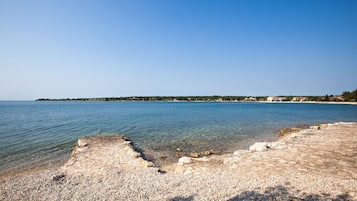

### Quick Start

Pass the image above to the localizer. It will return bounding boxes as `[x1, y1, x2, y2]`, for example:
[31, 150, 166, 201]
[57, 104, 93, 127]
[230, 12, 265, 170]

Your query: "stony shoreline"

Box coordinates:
[1, 122, 357, 200]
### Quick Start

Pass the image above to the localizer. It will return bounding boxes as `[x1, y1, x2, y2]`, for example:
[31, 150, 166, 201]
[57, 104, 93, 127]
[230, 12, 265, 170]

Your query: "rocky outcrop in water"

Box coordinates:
[62, 135, 157, 176]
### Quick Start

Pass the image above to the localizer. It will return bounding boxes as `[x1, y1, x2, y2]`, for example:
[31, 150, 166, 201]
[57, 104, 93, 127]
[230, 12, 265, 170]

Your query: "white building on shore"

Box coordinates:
[267, 96, 283, 102]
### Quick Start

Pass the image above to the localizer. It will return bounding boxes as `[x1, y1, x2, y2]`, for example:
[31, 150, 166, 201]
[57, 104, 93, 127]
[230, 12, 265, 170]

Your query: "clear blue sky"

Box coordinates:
[0, 0, 356, 100]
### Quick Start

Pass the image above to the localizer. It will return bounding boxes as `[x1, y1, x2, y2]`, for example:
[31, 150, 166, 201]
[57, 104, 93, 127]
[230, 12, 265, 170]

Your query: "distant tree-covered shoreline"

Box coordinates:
[36, 89, 357, 102]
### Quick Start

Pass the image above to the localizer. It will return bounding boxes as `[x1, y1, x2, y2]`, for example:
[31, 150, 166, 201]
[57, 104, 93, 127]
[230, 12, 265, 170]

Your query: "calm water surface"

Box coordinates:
[0, 101, 356, 174]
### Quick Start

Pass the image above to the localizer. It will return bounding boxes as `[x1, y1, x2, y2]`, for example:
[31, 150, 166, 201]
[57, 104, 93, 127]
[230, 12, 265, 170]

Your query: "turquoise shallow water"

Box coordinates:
[0, 101, 356, 173]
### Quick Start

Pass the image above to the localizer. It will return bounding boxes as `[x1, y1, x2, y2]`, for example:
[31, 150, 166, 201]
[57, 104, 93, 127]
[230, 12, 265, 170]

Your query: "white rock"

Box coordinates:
[233, 150, 247, 156]
[310, 125, 320, 130]
[320, 124, 328, 128]
[249, 142, 268, 152]
[178, 157, 192, 165]
[77, 139, 88, 147]
[191, 157, 210, 162]
[266, 142, 273, 148]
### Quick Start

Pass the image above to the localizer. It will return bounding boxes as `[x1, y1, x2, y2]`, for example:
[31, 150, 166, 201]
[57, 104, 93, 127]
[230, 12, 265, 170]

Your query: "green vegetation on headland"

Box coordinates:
[37, 96, 248, 102]
[36, 89, 357, 102]
[342, 89, 357, 102]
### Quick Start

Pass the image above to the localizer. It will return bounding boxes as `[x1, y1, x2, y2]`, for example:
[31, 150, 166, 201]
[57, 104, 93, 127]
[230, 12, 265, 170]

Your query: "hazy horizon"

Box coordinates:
[1, 0, 356, 100]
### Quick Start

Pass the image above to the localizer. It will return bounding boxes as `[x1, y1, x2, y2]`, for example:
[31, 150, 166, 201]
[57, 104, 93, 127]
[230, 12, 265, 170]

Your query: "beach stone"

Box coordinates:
[210, 149, 220, 154]
[175, 148, 184, 158]
[192, 156, 210, 162]
[321, 124, 328, 128]
[77, 139, 88, 147]
[233, 150, 247, 156]
[189, 152, 200, 158]
[52, 174, 65, 182]
[160, 154, 168, 159]
[310, 125, 320, 130]
[178, 157, 192, 165]
[266, 142, 273, 148]
[249, 142, 268, 152]
[203, 150, 211, 156]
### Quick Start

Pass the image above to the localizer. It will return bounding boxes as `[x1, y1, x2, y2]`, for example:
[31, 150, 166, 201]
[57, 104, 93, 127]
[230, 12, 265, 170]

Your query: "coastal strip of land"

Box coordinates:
[36, 93, 357, 104]
[1, 122, 356, 200]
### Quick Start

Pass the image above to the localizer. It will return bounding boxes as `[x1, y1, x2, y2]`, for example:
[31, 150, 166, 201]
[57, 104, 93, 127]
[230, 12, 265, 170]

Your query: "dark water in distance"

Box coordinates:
[0, 101, 356, 173]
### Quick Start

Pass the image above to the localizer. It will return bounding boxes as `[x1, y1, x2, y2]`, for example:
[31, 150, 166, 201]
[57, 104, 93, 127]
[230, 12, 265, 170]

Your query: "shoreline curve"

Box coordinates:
[1, 122, 356, 200]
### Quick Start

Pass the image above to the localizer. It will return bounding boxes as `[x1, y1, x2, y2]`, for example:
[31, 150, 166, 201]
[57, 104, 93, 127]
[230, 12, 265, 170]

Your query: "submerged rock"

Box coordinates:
[203, 149, 217, 156]
[175, 148, 184, 158]
[189, 152, 200, 158]
[279, 127, 302, 137]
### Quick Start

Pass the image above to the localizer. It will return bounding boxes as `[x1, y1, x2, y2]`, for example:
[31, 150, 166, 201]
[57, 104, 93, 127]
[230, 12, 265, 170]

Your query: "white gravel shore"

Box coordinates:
[1, 122, 356, 200]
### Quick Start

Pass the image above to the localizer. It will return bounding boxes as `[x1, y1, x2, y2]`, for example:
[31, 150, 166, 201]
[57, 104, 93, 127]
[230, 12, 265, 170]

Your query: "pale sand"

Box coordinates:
[1, 122, 356, 200]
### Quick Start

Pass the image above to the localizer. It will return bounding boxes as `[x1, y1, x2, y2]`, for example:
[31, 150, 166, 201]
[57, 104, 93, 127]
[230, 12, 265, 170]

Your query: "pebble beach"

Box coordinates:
[1, 122, 356, 200]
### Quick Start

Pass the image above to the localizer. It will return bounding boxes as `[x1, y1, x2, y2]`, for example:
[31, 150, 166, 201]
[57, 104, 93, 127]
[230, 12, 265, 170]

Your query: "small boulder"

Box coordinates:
[178, 156, 192, 165]
[320, 124, 328, 129]
[209, 149, 220, 154]
[203, 150, 211, 156]
[233, 150, 247, 156]
[52, 174, 65, 182]
[266, 142, 273, 148]
[175, 148, 184, 158]
[249, 142, 269, 152]
[310, 125, 320, 130]
[77, 139, 88, 147]
[189, 152, 200, 158]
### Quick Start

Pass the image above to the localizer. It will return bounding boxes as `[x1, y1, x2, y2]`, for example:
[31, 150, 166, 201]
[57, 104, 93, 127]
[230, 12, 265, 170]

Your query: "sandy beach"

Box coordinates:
[1, 122, 356, 200]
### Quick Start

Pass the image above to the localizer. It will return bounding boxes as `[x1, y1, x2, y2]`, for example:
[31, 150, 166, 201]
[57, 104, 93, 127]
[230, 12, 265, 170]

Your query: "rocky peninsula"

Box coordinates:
[1, 122, 356, 200]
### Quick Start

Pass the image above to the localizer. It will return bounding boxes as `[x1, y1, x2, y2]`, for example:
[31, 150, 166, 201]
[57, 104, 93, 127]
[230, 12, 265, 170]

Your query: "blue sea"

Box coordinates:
[0, 101, 356, 174]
